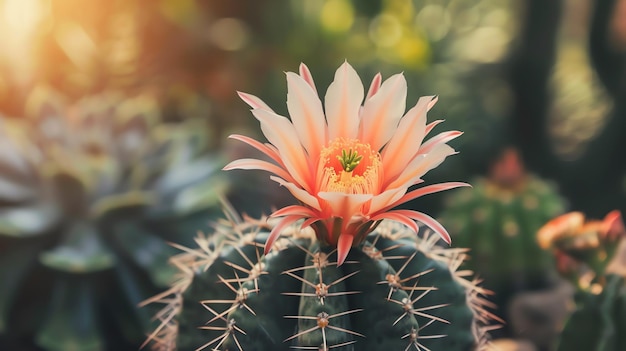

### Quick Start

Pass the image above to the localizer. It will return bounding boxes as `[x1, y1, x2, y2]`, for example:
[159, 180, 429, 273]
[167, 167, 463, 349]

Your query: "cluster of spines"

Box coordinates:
[142, 211, 495, 351]
[139, 206, 249, 350]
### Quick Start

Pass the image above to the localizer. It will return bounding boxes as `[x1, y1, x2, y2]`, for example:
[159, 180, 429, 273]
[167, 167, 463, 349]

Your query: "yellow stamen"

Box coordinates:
[340, 170, 353, 183]
[319, 138, 381, 194]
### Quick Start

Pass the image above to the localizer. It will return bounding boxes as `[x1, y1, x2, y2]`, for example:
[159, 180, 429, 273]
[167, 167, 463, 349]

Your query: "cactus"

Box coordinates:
[439, 149, 565, 292]
[557, 274, 626, 351]
[0, 88, 227, 350]
[144, 61, 496, 350]
[144, 214, 493, 350]
[537, 210, 626, 351]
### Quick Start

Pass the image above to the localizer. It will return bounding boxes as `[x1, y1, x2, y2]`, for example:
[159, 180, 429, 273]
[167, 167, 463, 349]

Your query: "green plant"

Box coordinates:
[144, 61, 495, 350]
[537, 210, 626, 351]
[440, 149, 566, 291]
[0, 88, 228, 350]
[557, 274, 626, 351]
[145, 214, 493, 350]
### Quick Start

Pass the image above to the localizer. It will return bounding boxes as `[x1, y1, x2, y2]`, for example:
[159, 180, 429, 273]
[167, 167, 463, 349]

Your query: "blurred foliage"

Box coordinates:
[0, 0, 534, 221]
[441, 174, 564, 287]
[536, 210, 626, 351]
[439, 148, 566, 338]
[0, 0, 520, 166]
[0, 89, 228, 350]
[510, 0, 626, 218]
[0, 0, 625, 348]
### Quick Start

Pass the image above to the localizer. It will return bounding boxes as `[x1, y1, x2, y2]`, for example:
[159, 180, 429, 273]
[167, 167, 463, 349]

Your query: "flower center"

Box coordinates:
[319, 138, 381, 194]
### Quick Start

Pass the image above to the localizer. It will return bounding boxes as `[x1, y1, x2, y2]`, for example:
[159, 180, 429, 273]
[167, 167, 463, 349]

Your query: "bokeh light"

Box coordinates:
[0, 1, 625, 350]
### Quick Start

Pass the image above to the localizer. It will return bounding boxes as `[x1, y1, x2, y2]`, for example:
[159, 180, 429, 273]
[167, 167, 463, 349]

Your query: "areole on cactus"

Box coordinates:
[144, 213, 494, 350]
[144, 62, 492, 350]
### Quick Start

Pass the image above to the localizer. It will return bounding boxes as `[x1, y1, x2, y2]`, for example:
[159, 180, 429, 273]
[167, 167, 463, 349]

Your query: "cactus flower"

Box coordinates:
[537, 210, 625, 288]
[225, 61, 466, 265]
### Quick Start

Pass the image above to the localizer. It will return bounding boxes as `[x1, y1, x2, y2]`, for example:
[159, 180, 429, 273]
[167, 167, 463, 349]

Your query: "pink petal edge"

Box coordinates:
[223, 158, 294, 184]
[228, 134, 283, 166]
[325, 61, 364, 140]
[237, 91, 275, 112]
[299, 63, 318, 94]
[265, 215, 301, 254]
[359, 73, 407, 151]
[337, 234, 355, 266]
[393, 209, 452, 245]
[271, 205, 318, 218]
[386, 182, 471, 212]
[365, 73, 382, 101]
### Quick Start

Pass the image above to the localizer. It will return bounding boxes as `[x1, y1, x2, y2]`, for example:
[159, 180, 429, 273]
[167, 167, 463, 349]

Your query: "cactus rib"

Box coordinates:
[143, 213, 495, 350]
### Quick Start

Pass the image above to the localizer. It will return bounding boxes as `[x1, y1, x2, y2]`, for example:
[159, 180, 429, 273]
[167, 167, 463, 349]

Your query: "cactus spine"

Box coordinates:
[144, 212, 493, 350]
[143, 61, 492, 351]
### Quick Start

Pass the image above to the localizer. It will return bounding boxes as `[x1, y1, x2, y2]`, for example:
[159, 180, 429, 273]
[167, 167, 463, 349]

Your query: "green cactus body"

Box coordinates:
[0, 89, 227, 350]
[146, 216, 491, 351]
[557, 274, 626, 351]
[440, 175, 565, 288]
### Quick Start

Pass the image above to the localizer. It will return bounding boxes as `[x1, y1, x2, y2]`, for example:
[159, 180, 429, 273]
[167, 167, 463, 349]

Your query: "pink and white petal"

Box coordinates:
[390, 182, 471, 209]
[317, 192, 372, 235]
[365, 73, 382, 101]
[424, 119, 444, 136]
[286, 72, 327, 157]
[325, 61, 364, 140]
[270, 176, 322, 211]
[228, 134, 283, 166]
[302, 217, 321, 229]
[252, 108, 313, 190]
[359, 73, 407, 151]
[336, 234, 355, 266]
[386, 144, 456, 189]
[381, 96, 436, 181]
[223, 158, 295, 183]
[299, 63, 318, 94]
[419, 130, 463, 155]
[366, 187, 407, 215]
[271, 205, 318, 218]
[389, 209, 451, 244]
[238, 91, 275, 112]
[370, 211, 420, 233]
[317, 192, 372, 216]
[265, 215, 303, 254]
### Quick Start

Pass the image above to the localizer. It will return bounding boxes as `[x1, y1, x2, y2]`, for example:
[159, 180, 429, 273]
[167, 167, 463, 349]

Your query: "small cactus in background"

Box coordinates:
[439, 149, 566, 311]
[145, 215, 493, 350]
[0, 88, 228, 350]
[537, 210, 626, 351]
[146, 62, 494, 350]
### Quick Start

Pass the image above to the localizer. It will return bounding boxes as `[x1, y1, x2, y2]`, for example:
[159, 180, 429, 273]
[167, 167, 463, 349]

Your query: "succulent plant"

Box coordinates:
[438, 148, 566, 339]
[439, 149, 566, 291]
[537, 210, 626, 351]
[556, 273, 626, 351]
[145, 61, 494, 351]
[145, 214, 493, 351]
[0, 88, 228, 350]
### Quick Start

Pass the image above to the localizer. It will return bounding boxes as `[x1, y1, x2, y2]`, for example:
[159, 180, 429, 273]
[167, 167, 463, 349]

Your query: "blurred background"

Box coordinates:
[0, 0, 625, 350]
